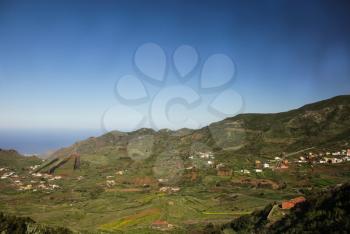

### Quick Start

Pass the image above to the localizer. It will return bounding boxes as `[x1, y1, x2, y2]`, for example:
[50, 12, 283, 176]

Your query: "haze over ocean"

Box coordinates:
[0, 129, 100, 155]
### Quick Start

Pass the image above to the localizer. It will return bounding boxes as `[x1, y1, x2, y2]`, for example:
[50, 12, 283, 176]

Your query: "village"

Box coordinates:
[0, 147, 349, 233]
[90, 146, 347, 196]
[1, 148, 349, 196]
[0, 164, 62, 192]
[184, 148, 350, 178]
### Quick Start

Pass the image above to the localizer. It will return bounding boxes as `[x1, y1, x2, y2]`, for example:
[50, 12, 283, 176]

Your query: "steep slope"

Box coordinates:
[209, 95, 350, 154]
[205, 183, 350, 234]
[38, 95, 350, 174]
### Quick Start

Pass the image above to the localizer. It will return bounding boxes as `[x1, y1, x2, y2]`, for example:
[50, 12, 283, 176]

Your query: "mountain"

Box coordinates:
[0, 149, 42, 170]
[1, 95, 349, 233]
[38, 95, 350, 175]
[204, 183, 350, 233]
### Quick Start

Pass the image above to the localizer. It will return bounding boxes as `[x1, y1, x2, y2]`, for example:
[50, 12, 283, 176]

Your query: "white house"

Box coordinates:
[240, 169, 250, 174]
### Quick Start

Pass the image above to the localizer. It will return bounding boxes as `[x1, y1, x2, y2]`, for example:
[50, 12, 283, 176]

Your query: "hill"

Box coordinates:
[205, 183, 350, 233]
[1, 95, 350, 233]
[0, 149, 42, 170]
[38, 95, 350, 174]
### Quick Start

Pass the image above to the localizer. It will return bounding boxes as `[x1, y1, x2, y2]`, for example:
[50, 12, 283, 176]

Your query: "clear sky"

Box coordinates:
[0, 0, 350, 153]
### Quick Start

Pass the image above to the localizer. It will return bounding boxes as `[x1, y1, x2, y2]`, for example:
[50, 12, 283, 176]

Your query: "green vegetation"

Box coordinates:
[0, 212, 72, 234]
[0, 95, 350, 233]
[0, 149, 41, 170]
[207, 183, 350, 234]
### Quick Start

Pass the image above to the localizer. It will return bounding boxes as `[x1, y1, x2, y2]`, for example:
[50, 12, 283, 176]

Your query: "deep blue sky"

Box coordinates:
[0, 0, 350, 153]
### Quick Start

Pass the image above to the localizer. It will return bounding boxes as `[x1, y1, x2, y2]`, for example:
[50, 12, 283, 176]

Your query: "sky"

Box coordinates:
[0, 0, 350, 153]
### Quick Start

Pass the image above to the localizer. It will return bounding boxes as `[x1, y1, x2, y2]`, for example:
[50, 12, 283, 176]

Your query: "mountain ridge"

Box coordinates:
[38, 95, 350, 174]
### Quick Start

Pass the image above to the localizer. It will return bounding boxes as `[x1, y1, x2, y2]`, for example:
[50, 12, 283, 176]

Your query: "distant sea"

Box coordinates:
[0, 129, 101, 155]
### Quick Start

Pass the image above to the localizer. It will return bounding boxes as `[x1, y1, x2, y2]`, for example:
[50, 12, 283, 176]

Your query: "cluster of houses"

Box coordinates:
[183, 148, 350, 179]
[188, 151, 215, 166]
[252, 148, 350, 173]
[0, 166, 62, 192]
[28, 164, 41, 171]
[105, 170, 127, 188]
[159, 186, 180, 193]
[19, 171, 62, 192]
[295, 149, 350, 165]
[0, 168, 19, 180]
[18, 183, 60, 192]
[151, 220, 174, 231]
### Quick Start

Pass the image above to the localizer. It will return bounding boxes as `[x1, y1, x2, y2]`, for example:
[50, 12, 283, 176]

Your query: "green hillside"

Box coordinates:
[0, 212, 73, 234]
[206, 183, 350, 234]
[0, 149, 42, 170]
[39, 95, 350, 174]
[1, 95, 350, 233]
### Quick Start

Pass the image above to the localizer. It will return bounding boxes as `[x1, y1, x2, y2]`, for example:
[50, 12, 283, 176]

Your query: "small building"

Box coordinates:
[185, 166, 198, 181]
[217, 164, 232, 176]
[281, 196, 306, 209]
[159, 186, 180, 193]
[281, 201, 295, 209]
[151, 220, 173, 230]
[32, 173, 42, 177]
[280, 159, 289, 169]
[263, 163, 270, 168]
[158, 178, 168, 183]
[255, 160, 262, 169]
[106, 180, 116, 187]
[325, 157, 342, 164]
[23, 184, 33, 190]
[159, 187, 169, 192]
[171, 187, 180, 192]
[50, 184, 60, 189]
[115, 170, 124, 175]
[254, 169, 262, 173]
[240, 169, 250, 174]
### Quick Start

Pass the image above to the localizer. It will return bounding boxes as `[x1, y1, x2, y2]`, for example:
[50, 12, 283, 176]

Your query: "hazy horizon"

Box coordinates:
[0, 94, 348, 154]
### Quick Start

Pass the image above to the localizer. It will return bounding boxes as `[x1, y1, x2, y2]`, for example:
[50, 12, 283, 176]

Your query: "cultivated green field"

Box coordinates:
[1, 159, 350, 233]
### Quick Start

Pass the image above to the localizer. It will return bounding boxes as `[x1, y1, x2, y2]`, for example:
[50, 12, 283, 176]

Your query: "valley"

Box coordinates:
[1, 95, 350, 233]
